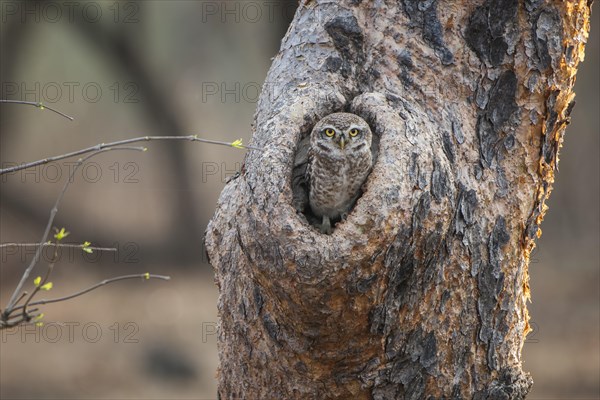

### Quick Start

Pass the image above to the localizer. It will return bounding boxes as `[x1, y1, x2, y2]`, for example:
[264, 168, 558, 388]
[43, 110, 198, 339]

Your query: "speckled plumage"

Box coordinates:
[306, 113, 373, 234]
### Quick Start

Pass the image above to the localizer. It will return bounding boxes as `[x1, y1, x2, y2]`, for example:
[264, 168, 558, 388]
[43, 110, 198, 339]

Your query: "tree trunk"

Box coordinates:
[205, 1, 592, 398]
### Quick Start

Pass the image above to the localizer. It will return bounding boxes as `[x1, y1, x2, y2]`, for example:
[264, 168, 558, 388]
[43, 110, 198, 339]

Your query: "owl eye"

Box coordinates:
[324, 128, 335, 137]
[349, 128, 360, 137]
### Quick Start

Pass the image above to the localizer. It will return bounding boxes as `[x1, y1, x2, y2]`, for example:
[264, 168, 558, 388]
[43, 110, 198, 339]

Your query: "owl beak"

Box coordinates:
[338, 136, 346, 150]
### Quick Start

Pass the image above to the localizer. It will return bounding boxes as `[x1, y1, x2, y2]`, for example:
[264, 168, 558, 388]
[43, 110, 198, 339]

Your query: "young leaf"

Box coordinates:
[54, 227, 70, 241]
[81, 241, 93, 254]
[231, 139, 244, 149]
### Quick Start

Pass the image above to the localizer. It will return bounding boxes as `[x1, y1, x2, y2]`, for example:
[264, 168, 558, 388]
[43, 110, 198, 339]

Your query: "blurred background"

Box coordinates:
[0, 1, 597, 399]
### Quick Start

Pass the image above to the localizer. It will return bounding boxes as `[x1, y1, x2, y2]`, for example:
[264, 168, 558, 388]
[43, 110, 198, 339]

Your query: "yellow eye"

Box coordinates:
[349, 128, 359, 137]
[324, 128, 335, 137]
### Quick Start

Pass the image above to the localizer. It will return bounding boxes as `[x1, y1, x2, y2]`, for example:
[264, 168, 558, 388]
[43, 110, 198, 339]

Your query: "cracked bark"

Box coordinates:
[205, 1, 591, 398]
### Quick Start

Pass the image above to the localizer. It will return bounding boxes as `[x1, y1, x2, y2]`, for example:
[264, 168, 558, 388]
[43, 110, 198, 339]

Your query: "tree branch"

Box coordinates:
[0, 99, 74, 121]
[0, 242, 117, 252]
[1, 274, 170, 329]
[2, 146, 145, 316]
[8, 274, 171, 314]
[0, 135, 262, 175]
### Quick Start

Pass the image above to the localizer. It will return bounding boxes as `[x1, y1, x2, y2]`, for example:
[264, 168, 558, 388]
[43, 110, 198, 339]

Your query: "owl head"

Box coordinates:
[310, 113, 372, 153]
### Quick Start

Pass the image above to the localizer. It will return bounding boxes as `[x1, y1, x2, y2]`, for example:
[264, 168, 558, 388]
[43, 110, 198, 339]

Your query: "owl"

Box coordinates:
[297, 113, 373, 234]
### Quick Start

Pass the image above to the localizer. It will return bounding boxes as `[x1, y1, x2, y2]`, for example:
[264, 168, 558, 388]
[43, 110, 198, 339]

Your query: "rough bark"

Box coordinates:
[205, 1, 591, 398]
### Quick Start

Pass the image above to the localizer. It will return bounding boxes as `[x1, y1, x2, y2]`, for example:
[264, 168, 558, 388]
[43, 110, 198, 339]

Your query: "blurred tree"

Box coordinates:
[206, 0, 591, 398]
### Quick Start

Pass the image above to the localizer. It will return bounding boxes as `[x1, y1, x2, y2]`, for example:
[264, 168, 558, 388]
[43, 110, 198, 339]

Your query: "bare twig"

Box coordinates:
[8, 274, 171, 313]
[2, 146, 145, 316]
[0, 242, 117, 252]
[1, 317, 41, 330]
[0, 99, 74, 121]
[0, 135, 263, 175]
[12, 292, 28, 308]
[1, 273, 169, 329]
[20, 240, 60, 319]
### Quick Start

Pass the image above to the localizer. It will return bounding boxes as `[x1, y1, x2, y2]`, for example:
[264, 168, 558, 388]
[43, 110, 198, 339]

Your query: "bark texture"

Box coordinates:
[205, 1, 591, 398]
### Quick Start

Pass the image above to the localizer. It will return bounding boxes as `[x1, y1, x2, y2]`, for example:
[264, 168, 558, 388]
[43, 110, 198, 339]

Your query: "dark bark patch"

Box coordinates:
[369, 305, 386, 335]
[402, 0, 454, 65]
[478, 217, 510, 367]
[495, 166, 509, 198]
[442, 130, 456, 163]
[503, 135, 515, 150]
[409, 152, 429, 190]
[372, 384, 399, 400]
[404, 374, 426, 400]
[420, 331, 438, 370]
[487, 71, 519, 130]
[325, 56, 343, 72]
[389, 356, 418, 385]
[356, 274, 378, 293]
[477, 70, 518, 167]
[451, 118, 465, 144]
[566, 99, 576, 117]
[533, 8, 562, 72]
[542, 90, 560, 164]
[477, 117, 496, 167]
[525, 0, 545, 12]
[382, 227, 416, 315]
[477, 368, 533, 399]
[386, 328, 434, 399]
[253, 285, 264, 314]
[397, 50, 414, 70]
[397, 50, 415, 87]
[422, 229, 445, 284]
[389, 250, 416, 301]
[454, 186, 478, 237]
[348, 270, 378, 295]
[262, 313, 281, 345]
[489, 216, 510, 275]
[474, 163, 484, 180]
[465, 0, 518, 66]
[409, 152, 418, 184]
[367, 66, 381, 81]
[325, 15, 364, 77]
[431, 159, 449, 202]
[294, 361, 308, 373]
[440, 290, 451, 313]
[477, 266, 505, 345]
[412, 192, 431, 234]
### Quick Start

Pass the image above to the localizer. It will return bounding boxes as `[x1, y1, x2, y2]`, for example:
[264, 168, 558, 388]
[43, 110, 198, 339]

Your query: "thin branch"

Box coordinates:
[8, 274, 171, 312]
[0, 309, 41, 330]
[2, 146, 145, 316]
[0, 99, 74, 121]
[0, 243, 117, 252]
[0, 135, 263, 175]
[21, 240, 60, 319]
[12, 292, 28, 308]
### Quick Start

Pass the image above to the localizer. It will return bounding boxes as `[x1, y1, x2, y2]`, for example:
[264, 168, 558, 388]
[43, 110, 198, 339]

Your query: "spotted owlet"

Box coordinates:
[304, 113, 373, 234]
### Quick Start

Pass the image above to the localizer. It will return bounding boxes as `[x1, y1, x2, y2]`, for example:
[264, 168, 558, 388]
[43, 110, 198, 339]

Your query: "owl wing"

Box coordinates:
[292, 135, 311, 213]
